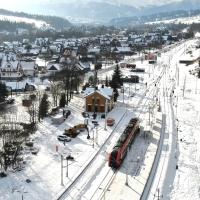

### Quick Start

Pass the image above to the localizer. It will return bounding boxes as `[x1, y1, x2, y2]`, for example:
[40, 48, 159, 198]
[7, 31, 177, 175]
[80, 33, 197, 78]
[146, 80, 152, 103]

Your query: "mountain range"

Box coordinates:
[0, 0, 200, 28]
[10, 0, 200, 24]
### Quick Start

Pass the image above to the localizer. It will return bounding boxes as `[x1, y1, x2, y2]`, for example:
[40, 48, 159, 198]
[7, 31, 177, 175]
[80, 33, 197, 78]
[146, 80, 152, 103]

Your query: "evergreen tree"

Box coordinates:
[88, 75, 95, 86]
[59, 93, 66, 108]
[38, 94, 49, 121]
[110, 64, 123, 89]
[0, 82, 8, 102]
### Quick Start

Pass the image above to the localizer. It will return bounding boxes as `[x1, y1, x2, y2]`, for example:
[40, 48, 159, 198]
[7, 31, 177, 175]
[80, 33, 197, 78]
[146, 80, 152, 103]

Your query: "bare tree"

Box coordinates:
[50, 81, 62, 107]
[0, 115, 24, 172]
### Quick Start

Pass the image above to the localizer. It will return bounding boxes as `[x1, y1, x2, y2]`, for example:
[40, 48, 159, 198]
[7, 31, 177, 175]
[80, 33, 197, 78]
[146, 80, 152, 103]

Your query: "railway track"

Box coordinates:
[95, 67, 166, 200]
[56, 109, 127, 200]
[145, 40, 190, 199]
[56, 59, 166, 200]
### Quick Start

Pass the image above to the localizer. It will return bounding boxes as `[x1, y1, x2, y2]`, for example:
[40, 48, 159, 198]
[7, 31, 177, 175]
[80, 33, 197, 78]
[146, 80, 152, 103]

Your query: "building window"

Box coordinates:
[92, 97, 100, 104]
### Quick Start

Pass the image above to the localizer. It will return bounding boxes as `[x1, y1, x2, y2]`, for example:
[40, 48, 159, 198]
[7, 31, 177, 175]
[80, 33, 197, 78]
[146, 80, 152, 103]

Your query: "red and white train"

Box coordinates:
[108, 118, 140, 168]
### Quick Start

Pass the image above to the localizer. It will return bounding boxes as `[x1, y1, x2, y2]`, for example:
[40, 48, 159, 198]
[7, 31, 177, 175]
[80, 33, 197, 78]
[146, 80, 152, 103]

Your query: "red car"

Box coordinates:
[106, 118, 115, 126]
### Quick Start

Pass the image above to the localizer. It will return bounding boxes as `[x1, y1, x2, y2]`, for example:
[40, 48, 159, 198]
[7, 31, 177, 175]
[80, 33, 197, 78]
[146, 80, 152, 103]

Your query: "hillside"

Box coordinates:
[0, 9, 72, 30]
[109, 9, 200, 27]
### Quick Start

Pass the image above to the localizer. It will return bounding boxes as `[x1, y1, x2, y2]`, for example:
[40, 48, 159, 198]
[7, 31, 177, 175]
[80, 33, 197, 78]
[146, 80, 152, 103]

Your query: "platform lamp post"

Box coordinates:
[66, 154, 74, 178]
[154, 188, 163, 200]
[148, 104, 151, 125]
[95, 123, 99, 145]
[85, 118, 90, 139]
[92, 128, 95, 148]
[104, 99, 108, 130]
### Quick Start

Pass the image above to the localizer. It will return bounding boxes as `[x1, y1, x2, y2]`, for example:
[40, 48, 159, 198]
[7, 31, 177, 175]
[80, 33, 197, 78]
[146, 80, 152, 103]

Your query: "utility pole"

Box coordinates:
[66, 158, 68, 178]
[104, 99, 107, 130]
[195, 75, 198, 94]
[177, 66, 179, 87]
[123, 86, 124, 104]
[92, 128, 94, 148]
[96, 126, 98, 145]
[125, 168, 128, 186]
[61, 154, 64, 186]
[149, 104, 151, 125]
[183, 75, 186, 97]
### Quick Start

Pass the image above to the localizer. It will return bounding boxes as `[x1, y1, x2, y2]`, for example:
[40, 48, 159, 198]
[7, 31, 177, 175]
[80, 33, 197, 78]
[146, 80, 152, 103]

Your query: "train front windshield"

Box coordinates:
[111, 150, 117, 160]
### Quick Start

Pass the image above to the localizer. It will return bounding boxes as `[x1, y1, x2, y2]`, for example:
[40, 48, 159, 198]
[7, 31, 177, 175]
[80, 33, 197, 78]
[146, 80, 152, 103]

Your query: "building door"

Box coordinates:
[88, 105, 92, 112]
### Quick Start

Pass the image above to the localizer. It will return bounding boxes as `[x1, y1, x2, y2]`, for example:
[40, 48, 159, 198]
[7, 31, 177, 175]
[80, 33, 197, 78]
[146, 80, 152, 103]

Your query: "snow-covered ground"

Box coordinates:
[0, 50, 157, 200]
[146, 15, 200, 25]
[1, 38, 200, 200]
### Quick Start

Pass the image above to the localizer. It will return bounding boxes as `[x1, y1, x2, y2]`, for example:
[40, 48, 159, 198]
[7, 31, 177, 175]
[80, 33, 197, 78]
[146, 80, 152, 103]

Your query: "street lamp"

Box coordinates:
[66, 154, 74, 178]
[61, 154, 64, 186]
[60, 153, 74, 184]
[92, 121, 99, 147]
[84, 118, 90, 139]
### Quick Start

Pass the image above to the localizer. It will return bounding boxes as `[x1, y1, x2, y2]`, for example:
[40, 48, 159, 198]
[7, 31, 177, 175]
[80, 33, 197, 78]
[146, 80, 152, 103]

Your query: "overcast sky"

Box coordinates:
[0, 0, 183, 11]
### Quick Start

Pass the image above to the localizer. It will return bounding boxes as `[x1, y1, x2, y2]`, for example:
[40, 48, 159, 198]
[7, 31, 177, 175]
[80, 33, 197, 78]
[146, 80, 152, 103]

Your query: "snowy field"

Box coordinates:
[147, 15, 200, 25]
[0, 15, 49, 28]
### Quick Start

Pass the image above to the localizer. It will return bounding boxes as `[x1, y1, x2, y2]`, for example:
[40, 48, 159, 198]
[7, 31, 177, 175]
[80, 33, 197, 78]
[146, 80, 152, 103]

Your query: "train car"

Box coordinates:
[108, 118, 140, 168]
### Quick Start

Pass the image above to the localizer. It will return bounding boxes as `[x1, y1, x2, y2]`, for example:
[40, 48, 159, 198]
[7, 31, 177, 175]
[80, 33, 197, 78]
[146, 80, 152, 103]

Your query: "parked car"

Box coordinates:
[51, 107, 59, 115]
[57, 135, 71, 142]
[106, 118, 115, 126]
[82, 112, 89, 118]
[131, 68, 145, 72]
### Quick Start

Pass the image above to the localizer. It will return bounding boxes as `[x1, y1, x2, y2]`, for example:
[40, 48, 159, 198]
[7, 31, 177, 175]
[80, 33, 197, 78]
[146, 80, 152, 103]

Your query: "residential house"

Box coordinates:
[75, 62, 90, 73]
[84, 86, 114, 113]
[20, 60, 38, 77]
[0, 53, 23, 80]
[47, 63, 62, 75]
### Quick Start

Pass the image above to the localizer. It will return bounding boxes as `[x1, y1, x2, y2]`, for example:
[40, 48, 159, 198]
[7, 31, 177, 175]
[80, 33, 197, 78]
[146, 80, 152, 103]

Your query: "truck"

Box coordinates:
[64, 124, 88, 138]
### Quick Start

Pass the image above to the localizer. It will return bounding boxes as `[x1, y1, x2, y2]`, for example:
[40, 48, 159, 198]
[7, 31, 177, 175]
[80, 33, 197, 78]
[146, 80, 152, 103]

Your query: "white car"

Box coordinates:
[57, 135, 71, 142]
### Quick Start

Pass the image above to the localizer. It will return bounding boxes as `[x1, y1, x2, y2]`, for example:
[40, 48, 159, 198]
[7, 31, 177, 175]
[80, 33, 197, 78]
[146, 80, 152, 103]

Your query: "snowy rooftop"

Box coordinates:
[84, 86, 113, 99]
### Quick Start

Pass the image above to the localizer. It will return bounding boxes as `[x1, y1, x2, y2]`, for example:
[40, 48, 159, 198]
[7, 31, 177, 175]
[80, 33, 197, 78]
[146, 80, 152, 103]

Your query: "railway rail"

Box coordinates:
[56, 61, 166, 200]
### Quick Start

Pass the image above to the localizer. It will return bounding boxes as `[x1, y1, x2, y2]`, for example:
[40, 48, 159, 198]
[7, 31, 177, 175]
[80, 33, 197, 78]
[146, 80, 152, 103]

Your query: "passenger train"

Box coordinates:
[108, 118, 140, 168]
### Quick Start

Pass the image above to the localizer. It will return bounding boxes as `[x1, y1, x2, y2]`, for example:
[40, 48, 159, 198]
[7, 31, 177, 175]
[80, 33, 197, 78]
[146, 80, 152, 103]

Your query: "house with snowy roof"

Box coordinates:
[47, 63, 62, 75]
[20, 60, 38, 77]
[84, 86, 114, 113]
[0, 54, 23, 80]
